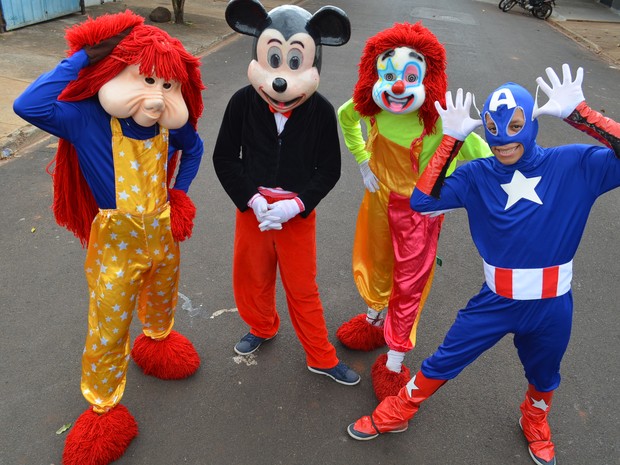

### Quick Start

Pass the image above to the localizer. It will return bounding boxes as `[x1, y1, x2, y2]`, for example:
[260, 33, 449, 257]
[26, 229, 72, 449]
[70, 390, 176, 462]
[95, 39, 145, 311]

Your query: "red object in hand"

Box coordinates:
[169, 188, 196, 241]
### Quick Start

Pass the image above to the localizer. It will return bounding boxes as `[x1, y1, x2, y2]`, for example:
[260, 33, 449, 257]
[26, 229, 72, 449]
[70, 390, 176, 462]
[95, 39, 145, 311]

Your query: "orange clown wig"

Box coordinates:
[352, 22, 447, 137]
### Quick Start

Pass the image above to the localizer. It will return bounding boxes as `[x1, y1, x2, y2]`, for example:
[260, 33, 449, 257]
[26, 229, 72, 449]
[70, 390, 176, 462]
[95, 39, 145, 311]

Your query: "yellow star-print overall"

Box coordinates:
[81, 118, 180, 413]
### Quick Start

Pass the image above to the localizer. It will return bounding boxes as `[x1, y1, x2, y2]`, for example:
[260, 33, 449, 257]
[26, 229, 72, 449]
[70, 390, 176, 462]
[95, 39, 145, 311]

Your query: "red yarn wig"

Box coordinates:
[352, 22, 447, 136]
[48, 10, 205, 246]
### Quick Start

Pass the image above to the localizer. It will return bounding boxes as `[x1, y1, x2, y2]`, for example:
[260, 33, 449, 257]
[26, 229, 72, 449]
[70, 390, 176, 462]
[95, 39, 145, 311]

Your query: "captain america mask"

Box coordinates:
[482, 83, 538, 157]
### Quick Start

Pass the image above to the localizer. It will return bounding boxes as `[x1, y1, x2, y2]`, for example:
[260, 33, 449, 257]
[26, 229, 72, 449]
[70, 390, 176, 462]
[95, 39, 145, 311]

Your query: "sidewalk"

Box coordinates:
[549, 0, 620, 67]
[0, 0, 619, 159]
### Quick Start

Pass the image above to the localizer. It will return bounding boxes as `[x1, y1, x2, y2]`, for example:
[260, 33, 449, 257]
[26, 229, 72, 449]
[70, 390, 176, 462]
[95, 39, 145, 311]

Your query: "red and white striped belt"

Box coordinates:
[483, 260, 572, 300]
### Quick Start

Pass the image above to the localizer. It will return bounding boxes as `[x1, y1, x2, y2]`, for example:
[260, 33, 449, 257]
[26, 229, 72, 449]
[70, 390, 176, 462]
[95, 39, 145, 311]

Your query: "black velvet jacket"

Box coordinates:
[212, 85, 342, 217]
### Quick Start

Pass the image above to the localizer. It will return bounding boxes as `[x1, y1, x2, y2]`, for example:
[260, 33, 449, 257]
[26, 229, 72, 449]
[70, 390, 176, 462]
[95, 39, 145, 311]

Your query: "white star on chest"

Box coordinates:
[500, 170, 543, 210]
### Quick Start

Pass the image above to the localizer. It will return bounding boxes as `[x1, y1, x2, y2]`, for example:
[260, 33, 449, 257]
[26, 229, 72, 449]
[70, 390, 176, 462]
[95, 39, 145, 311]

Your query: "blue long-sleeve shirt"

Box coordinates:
[13, 50, 203, 208]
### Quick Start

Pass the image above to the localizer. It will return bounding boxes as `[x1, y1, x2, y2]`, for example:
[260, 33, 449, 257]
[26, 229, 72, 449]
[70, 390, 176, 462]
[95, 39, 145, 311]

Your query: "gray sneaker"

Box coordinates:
[234, 332, 276, 355]
[308, 361, 361, 385]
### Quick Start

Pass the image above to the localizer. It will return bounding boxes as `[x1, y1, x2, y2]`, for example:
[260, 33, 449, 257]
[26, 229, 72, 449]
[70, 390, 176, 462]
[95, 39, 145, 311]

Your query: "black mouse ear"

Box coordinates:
[309, 6, 351, 46]
[225, 0, 269, 37]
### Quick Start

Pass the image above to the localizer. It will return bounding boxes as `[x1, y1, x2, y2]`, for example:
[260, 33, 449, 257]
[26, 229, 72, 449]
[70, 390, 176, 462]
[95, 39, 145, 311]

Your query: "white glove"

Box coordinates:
[258, 219, 283, 232]
[434, 88, 482, 141]
[359, 159, 379, 192]
[532, 63, 585, 119]
[248, 194, 269, 222]
[258, 198, 301, 231]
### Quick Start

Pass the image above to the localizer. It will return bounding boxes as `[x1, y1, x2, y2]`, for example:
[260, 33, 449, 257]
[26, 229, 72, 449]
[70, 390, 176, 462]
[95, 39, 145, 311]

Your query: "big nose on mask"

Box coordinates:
[143, 94, 165, 113]
[272, 77, 287, 93]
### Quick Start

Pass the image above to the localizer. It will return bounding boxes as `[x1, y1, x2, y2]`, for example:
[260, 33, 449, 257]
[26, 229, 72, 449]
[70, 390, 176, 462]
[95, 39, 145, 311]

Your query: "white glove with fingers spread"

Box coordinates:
[259, 198, 301, 231]
[435, 88, 482, 141]
[359, 159, 379, 193]
[248, 194, 269, 222]
[532, 63, 584, 119]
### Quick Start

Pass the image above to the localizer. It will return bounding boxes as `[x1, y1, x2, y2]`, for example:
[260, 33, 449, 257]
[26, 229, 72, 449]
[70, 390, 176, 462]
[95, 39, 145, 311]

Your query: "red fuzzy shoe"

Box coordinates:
[336, 314, 386, 351]
[131, 330, 200, 380]
[371, 353, 411, 402]
[62, 404, 138, 465]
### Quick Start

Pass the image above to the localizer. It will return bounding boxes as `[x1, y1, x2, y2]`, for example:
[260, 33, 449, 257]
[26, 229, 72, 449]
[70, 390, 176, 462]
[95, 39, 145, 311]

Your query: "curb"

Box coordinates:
[0, 124, 49, 162]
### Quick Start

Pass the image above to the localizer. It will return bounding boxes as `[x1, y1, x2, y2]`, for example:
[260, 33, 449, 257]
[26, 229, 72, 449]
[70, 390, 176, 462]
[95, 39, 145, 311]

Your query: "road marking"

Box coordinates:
[233, 354, 258, 366]
[210, 307, 238, 319]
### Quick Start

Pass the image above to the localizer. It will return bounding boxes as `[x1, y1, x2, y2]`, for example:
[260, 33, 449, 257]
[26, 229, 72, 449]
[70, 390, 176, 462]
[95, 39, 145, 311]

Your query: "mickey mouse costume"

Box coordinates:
[213, 0, 360, 385]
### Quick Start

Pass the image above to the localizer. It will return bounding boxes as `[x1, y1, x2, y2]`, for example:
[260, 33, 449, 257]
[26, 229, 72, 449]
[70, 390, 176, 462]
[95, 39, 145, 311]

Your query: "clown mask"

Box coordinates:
[372, 46, 426, 114]
[98, 64, 189, 129]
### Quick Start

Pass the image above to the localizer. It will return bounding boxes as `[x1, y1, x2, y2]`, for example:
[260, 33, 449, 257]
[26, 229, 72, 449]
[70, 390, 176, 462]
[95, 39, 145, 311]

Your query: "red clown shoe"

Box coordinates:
[131, 330, 200, 380]
[63, 404, 138, 465]
[371, 353, 411, 401]
[336, 314, 386, 351]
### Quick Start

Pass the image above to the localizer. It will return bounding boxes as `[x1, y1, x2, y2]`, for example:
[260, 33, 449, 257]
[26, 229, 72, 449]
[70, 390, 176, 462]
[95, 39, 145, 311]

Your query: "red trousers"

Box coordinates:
[233, 209, 338, 369]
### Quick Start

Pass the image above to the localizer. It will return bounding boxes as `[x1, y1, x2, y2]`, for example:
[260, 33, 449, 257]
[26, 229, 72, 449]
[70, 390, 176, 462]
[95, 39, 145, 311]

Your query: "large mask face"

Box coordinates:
[248, 28, 320, 113]
[372, 46, 426, 114]
[482, 83, 538, 153]
[98, 64, 189, 129]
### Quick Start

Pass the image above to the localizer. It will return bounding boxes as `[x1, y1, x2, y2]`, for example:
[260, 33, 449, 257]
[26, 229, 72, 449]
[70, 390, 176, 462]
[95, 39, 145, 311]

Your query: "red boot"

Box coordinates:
[336, 313, 386, 351]
[63, 404, 138, 465]
[347, 370, 446, 440]
[132, 330, 200, 380]
[371, 353, 411, 402]
[519, 385, 556, 465]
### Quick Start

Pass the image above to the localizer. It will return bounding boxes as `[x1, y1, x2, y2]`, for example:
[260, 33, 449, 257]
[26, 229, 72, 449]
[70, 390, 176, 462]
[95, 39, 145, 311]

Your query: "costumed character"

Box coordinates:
[213, 0, 360, 385]
[335, 22, 491, 401]
[13, 10, 205, 465]
[346, 64, 620, 465]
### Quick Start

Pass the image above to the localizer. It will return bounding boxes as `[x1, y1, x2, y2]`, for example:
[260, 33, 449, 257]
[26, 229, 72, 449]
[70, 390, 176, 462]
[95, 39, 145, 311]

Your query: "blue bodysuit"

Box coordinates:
[410, 83, 620, 391]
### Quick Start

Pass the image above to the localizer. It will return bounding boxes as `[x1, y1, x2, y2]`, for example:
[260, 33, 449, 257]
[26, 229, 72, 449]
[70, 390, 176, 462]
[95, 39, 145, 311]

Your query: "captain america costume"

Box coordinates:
[410, 82, 620, 390]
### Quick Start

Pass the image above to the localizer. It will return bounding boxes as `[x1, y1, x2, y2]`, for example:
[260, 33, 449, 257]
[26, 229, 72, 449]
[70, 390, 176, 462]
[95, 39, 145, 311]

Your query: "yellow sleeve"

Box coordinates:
[337, 98, 372, 165]
[457, 131, 493, 160]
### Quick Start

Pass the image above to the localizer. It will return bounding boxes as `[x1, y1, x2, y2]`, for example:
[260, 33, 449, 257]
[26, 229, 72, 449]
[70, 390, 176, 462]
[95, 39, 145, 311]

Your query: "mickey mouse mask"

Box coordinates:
[225, 0, 350, 113]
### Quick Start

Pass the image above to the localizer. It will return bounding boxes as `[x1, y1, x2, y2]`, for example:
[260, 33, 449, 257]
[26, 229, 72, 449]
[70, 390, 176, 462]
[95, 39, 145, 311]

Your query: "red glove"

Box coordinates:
[566, 101, 620, 158]
[416, 135, 463, 198]
[169, 188, 196, 241]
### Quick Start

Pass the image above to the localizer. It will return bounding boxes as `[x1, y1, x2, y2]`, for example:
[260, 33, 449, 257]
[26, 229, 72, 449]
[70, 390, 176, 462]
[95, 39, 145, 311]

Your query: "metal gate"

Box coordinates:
[1, 0, 80, 31]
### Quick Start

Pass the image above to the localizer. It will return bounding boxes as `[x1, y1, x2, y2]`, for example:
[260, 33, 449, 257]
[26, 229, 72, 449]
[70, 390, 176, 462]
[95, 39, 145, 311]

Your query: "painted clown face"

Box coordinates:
[372, 46, 426, 114]
[98, 64, 189, 129]
[248, 28, 320, 113]
[482, 83, 538, 165]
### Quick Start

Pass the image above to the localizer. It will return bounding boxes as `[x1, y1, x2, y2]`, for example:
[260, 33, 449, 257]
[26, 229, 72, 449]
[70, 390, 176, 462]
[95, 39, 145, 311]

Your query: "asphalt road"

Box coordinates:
[0, 0, 618, 464]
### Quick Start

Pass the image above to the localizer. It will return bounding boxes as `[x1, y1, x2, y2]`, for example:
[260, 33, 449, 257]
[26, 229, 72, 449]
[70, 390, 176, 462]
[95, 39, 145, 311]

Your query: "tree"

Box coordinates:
[171, 0, 186, 24]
